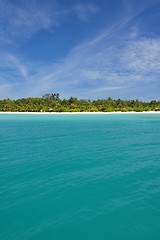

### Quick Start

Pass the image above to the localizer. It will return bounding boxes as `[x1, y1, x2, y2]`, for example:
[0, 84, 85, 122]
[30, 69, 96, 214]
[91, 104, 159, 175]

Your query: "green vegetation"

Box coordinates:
[0, 94, 160, 112]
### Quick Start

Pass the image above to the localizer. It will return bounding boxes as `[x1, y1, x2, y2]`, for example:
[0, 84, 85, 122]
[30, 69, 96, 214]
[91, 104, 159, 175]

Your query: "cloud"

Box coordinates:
[122, 0, 160, 15]
[1, 35, 159, 100]
[73, 2, 100, 21]
[0, 83, 13, 99]
[0, 0, 100, 45]
[122, 38, 160, 74]
[0, 0, 58, 44]
[0, 53, 29, 81]
[6, 55, 29, 79]
[0, 0, 160, 100]
[28, 32, 160, 100]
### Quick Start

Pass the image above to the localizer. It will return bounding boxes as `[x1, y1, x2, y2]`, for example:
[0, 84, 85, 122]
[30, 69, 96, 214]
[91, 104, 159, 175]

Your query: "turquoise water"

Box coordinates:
[0, 113, 160, 240]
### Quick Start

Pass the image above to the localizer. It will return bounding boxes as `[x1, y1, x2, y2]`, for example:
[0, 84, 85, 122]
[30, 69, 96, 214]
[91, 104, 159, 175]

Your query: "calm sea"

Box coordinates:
[0, 113, 160, 240]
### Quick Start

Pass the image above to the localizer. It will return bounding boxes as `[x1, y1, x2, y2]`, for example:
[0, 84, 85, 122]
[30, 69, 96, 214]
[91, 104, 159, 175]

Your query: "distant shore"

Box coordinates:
[0, 111, 160, 114]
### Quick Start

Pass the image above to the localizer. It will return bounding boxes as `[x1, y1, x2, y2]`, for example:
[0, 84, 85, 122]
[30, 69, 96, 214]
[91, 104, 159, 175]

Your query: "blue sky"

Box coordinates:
[0, 0, 160, 100]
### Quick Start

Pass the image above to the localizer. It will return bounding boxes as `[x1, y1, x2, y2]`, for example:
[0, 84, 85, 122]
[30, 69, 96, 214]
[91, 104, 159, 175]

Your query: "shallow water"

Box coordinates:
[0, 113, 160, 240]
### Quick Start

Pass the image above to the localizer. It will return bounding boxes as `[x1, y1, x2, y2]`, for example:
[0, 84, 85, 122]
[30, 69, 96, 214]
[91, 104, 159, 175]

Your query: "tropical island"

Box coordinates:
[0, 93, 160, 112]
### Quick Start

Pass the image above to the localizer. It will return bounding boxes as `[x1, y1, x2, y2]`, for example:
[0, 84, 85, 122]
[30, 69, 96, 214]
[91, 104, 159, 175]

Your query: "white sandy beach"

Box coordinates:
[0, 111, 160, 114]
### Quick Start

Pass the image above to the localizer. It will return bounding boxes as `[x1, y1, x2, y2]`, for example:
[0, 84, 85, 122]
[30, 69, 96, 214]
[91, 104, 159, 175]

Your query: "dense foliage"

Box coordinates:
[0, 93, 160, 112]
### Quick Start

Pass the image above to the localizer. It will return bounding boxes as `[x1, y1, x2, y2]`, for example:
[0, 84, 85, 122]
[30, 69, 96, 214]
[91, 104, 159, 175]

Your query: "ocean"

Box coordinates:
[0, 113, 160, 240]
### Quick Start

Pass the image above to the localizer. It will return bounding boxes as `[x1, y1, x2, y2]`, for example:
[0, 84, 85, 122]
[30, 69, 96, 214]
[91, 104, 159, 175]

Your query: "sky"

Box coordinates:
[0, 0, 160, 100]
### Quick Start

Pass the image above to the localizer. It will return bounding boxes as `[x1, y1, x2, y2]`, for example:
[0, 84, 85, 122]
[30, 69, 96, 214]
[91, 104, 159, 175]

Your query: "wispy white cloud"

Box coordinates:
[0, 53, 29, 80]
[0, 0, 101, 45]
[122, 38, 160, 73]
[0, 0, 59, 44]
[0, 36, 159, 100]
[122, 0, 160, 16]
[72, 2, 100, 22]
[6, 54, 29, 79]
[0, 82, 13, 99]
[0, 0, 160, 100]
[28, 31, 160, 99]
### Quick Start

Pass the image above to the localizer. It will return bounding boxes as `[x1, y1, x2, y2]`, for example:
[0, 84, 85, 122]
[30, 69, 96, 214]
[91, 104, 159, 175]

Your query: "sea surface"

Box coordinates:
[0, 113, 160, 240]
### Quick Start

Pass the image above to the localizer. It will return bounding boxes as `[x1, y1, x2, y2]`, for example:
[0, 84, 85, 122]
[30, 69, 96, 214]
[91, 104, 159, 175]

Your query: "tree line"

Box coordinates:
[0, 93, 160, 112]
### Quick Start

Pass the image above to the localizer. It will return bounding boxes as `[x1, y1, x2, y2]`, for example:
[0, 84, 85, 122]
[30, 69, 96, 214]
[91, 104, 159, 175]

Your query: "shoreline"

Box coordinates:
[0, 111, 160, 114]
